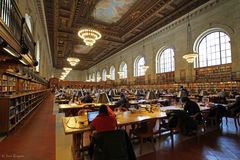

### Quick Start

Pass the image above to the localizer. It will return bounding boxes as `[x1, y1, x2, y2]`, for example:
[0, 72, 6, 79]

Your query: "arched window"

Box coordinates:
[25, 13, 32, 33]
[134, 56, 146, 76]
[156, 48, 175, 73]
[102, 69, 107, 81]
[195, 30, 231, 67]
[92, 73, 95, 82]
[110, 66, 115, 80]
[97, 72, 101, 82]
[119, 61, 127, 79]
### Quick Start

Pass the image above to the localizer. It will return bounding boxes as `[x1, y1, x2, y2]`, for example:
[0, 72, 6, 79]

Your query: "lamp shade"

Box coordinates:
[146, 91, 156, 100]
[96, 92, 110, 103]
[108, 89, 116, 97]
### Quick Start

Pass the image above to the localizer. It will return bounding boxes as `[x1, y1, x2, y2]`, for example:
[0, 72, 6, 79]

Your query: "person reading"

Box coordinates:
[90, 105, 117, 132]
[115, 93, 129, 108]
[81, 92, 94, 103]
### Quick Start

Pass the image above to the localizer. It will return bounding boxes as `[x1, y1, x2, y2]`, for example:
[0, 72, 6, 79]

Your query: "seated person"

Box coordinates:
[181, 97, 202, 122]
[90, 105, 117, 133]
[227, 95, 240, 116]
[81, 92, 94, 103]
[114, 93, 129, 108]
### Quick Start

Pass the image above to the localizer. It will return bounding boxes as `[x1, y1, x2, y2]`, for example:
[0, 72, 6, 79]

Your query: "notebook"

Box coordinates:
[87, 111, 99, 124]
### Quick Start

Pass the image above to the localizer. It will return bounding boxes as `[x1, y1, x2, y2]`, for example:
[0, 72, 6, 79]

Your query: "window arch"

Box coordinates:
[97, 72, 101, 82]
[156, 48, 175, 73]
[92, 73, 95, 82]
[102, 69, 107, 81]
[134, 56, 146, 76]
[119, 61, 127, 79]
[194, 29, 231, 68]
[110, 66, 115, 80]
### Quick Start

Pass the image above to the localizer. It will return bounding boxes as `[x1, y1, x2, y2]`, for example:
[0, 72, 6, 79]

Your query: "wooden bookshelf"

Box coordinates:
[195, 64, 232, 82]
[0, 90, 49, 134]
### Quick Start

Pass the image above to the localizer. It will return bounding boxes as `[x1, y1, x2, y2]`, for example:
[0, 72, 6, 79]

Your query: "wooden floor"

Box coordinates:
[138, 126, 240, 160]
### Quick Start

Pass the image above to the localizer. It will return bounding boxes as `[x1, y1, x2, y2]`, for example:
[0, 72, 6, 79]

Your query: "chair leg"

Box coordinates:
[150, 137, 156, 152]
[237, 115, 240, 126]
[225, 117, 228, 126]
[234, 118, 238, 129]
[170, 129, 174, 149]
[140, 137, 143, 154]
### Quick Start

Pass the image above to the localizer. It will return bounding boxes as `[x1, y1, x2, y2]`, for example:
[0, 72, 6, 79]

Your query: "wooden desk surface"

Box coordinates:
[59, 102, 116, 110]
[62, 105, 211, 135]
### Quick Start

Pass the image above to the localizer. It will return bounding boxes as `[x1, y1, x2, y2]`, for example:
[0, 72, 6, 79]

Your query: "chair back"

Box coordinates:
[91, 130, 136, 160]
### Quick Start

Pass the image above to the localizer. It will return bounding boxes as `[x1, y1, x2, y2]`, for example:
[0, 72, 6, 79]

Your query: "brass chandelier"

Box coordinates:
[78, 28, 101, 46]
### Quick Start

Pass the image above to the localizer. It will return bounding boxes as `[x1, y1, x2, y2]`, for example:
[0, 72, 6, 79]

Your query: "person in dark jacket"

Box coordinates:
[114, 93, 129, 108]
[81, 92, 94, 103]
[227, 95, 240, 116]
[181, 97, 202, 123]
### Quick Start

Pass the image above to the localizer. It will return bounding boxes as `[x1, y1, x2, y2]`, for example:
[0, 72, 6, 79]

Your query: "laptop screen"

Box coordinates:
[87, 111, 99, 124]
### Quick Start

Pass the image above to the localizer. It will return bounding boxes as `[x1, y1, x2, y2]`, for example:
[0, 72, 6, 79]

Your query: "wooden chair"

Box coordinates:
[191, 112, 206, 143]
[131, 119, 157, 154]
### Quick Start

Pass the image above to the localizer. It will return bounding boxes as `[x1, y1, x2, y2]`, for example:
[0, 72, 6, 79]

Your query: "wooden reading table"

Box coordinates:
[62, 105, 210, 160]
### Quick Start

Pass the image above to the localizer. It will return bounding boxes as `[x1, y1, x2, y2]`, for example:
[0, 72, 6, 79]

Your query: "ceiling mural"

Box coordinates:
[94, 0, 137, 24]
[73, 45, 92, 54]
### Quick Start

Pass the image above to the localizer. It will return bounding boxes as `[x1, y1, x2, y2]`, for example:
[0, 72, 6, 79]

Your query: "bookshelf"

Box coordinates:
[0, 90, 49, 134]
[195, 64, 232, 82]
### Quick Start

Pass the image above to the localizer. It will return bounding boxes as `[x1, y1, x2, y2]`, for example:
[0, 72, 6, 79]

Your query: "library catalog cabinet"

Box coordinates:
[0, 90, 48, 134]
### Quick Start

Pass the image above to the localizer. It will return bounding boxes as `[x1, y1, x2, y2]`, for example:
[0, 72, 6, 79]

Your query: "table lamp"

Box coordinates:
[96, 92, 111, 103]
[146, 91, 156, 112]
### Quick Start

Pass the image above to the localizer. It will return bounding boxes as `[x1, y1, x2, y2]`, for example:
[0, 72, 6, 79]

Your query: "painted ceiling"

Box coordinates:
[94, 0, 137, 24]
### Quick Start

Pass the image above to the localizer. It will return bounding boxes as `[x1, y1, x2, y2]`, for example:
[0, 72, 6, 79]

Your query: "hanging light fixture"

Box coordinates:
[67, 57, 80, 66]
[182, 14, 198, 63]
[78, 28, 101, 46]
[78, 3, 101, 46]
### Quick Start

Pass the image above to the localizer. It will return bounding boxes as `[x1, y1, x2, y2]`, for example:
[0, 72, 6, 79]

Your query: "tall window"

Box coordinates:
[1, 0, 12, 26]
[92, 73, 95, 82]
[156, 48, 175, 73]
[195, 30, 231, 67]
[119, 61, 127, 79]
[97, 72, 101, 82]
[25, 13, 32, 33]
[88, 74, 91, 81]
[110, 66, 115, 80]
[102, 69, 107, 81]
[36, 41, 40, 72]
[134, 56, 146, 77]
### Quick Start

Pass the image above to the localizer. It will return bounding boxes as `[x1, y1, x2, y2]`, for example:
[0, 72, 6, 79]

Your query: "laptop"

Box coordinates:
[87, 111, 99, 124]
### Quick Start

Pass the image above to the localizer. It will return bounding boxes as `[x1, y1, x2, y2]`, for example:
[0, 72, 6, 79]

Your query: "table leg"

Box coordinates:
[71, 133, 83, 160]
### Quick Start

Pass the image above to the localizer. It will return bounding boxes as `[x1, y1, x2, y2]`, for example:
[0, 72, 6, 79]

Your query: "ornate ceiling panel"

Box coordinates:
[43, 0, 210, 70]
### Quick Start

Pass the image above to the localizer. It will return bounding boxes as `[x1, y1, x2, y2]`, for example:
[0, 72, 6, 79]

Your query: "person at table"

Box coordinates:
[114, 93, 129, 109]
[181, 97, 202, 122]
[177, 86, 188, 103]
[227, 95, 240, 116]
[81, 92, 94, 103]
[90, 105, 117, 132]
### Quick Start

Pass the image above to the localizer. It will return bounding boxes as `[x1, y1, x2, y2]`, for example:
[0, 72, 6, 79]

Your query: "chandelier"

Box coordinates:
[67, 57, 80, 66]
[182, 14, 198, 63]
[78, 28, 101, 46]
[183, 53, 198, 63]
[141, 65, 149, 72]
